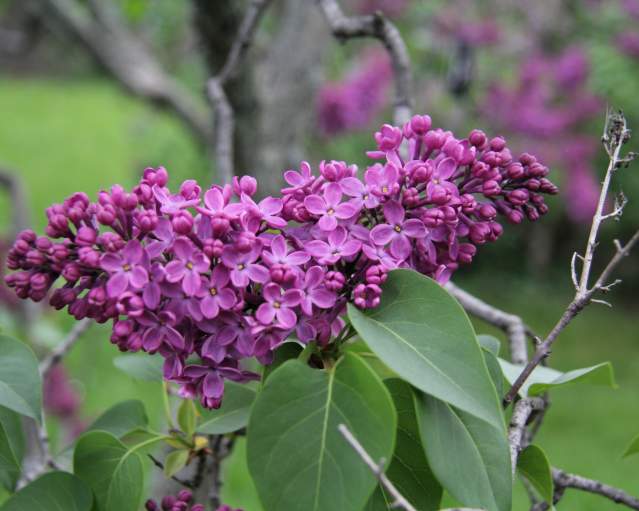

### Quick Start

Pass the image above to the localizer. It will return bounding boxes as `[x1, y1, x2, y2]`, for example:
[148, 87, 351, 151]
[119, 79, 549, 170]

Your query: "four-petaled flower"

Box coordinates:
[256, 283, 303, 329]
[299, 266, 337, 315]
[221, 244, 269, 287]
[306, 226, 362, 264]
[101, 240, 149, 297]
[197, 265, 236, 319]
[370, 201, 427, 260]
[165, 237, 210, 296]
[262, 235, 310, 267]
[304, 183, 360, 231]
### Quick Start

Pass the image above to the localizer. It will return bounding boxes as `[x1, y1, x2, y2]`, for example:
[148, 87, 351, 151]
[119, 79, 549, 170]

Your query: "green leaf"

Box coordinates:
[0, 406, 24, 490]
[483, 349, 504, 399]
[366, 379, 442, 511]
[0, 471, 92, 511]
[113, 353, 164, 382]
[478, 335, 501, 356]
[499, 360, 616, 397]
[73, 431, 146, 511]
[247, 353, 396, 511]
[622, 432, 639, 458]
[163, 449, 189, 478]
[348, 269, 504, 432]
[0, 422, 20, 486]
[343, 342, 397, 380]
[88, 400, 148, 438]
[197, 382, 256, 435]
[262, 341, 303, 383]
[0, 335, 42, 421]
[518, 445, 553, 503]
[177, 399, 197, 437]
[416, 392, 512, 511]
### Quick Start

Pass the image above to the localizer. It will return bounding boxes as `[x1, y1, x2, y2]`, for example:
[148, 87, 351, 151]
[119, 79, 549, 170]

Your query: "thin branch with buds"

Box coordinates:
[338, 424, 418, 511]
[317, 0, 413, 125]
[206, 0, 273, 184]
[503, 110, 638, 406]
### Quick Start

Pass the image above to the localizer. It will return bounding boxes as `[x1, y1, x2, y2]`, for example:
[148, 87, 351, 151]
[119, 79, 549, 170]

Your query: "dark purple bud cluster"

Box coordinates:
[145, 490, 208, 511]
[4, 115, 557, 408]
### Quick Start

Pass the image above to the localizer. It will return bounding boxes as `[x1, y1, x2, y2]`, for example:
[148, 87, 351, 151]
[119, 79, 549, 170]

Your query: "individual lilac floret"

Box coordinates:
[4, 115, 557, 409]
[304, 183, 360, 231]
[100, 240, 148, 297]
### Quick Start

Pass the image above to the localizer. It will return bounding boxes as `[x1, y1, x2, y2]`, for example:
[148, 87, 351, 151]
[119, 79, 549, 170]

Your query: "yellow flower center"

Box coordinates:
[327, 208, 334, 215]
[394, 225, 402, 233]
[122, 263, 131, 272]
[382, 186, 389, 193]
[186, 262, 194, 270]
[273, 301, 281, 309]
[237, 263, 245, 270]
[210, 287, 217, 296]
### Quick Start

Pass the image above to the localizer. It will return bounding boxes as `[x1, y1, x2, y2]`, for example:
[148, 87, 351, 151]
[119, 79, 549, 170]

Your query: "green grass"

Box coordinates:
[1, 77, 638, 510]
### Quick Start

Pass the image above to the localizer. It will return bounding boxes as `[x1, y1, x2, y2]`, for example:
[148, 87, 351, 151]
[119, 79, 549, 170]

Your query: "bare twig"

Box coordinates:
[39, 319, 91, 379]
[206, 0, 273, 183]
[503, 111, 637, 405]
[317, 0, 413, 125]
[207, 435, 235, 508]
[549, 468, 639, 510]
[338, 424, 418, 511]
[445, 282, 532, 364]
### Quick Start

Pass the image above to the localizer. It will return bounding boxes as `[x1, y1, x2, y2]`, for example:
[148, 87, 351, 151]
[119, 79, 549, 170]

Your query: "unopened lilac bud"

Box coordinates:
[18, 229, 37, 243]
[78, 247, 101, 268]
[99, 232, 124, 252]
[375, 124, 403, 151]
[62, 263, 81, 282]
[161, 496, 176, 510]
[211, 216, 230, 238]
[320, 161, 339, 181]
[539, 178, 558, 194]
[506, 209, 524, 224]
[525, 178, 540, 191]
[353, 283, 382, 309]
[458, 243, 476, 264]
[365, 264, 387, 285]
[145, 499, 159, 511]
[423, 129, 445, 151]
[180, 180, 201, 200]
[442, 138, 463, 161]
[468, 129, 487, 148]
[429, 185, 450, 205]
[507, 189, 529, 206]
[482, 180, 501, 196]
[173, 502, 188, 511]
[537, 203, 549, 215]
[26, 249, 46, 266]
[525, 206, 540, 221]
[177, 490, 192, 503]
[236, 232, 256, 253]
[460, 194, 477, 213]
[76, 226, 97, 246]
[506, 163, 525, 180]
[421, 208, 444, 228]
[402, 187, 420, 207]
[528, 163, 548, 178]
[35, 236, 52, 252]
[172, 211, 193, 235]
[410, 114, 432, 135]
[233, 175, 257, 196]
[136, 210, 159, 233]
[410, 163, 432, 184]
[114, 320, 134, 338]
[469, 222, 491, 244]
[13, 239, 31, 256]
[477, 203, 497, 220]
[156, 167, 169, 187]
[489, 136, 506, 151]
[203, 239, 224, 259]
[325, 271, 345, 291]
[30, 272, 50, 291]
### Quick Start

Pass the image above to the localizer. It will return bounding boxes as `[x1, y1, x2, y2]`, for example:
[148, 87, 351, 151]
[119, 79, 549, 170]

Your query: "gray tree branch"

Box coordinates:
[317, 0, 413, 125]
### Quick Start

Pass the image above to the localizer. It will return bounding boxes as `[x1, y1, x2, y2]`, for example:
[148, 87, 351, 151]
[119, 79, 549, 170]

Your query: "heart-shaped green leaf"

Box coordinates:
[197, 382, 256, 435]
[365, 379, 442, 511]
[247, 353, 396, 511]
[499, 360, 616, 397]
[0, 335, 42, 421]
[113, 353, 164, 382]
[0, 471, 92, 511]
[416, 392, 511, 511]
[74, 431, 147, 511]
[518, 445, 553, 503]
[348, 269, 504, 432]
[88, 400, 148, 438]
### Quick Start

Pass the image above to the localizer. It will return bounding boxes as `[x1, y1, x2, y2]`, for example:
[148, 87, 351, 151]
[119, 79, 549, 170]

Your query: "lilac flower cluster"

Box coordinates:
[4, 116, 556, 408]
[145, 490, 231, 511]
[317, 49, 392, 136]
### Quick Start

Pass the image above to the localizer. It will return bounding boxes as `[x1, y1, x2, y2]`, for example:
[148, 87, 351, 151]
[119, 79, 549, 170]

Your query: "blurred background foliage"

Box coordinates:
[0, 0, 638, 509]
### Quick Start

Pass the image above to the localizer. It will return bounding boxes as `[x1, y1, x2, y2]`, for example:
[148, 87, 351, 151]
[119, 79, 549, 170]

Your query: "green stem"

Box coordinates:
[162, 381, 176, 430]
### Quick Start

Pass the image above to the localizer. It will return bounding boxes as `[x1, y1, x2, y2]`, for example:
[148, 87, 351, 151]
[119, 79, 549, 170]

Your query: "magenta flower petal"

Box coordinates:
[383, 200, 405, 224]
[247, 264, 269, 283]
[334, 201, 359, 219]
[370, 224, 395, 246]
[340, 177, 364, 196]
[341, 240, 362, 257]
[403, 219, 427, 238]
[256, 303, 275, 325]
[282, 289, 303, 307]
[259, 197, 283, 215]
[390, 235, 411, 260]
[436, 157, 457, 180]
[164, 261, 185, 282]
[100, 253, 123, 272]
[324, 183, 342, 206]
[106, 272, 128, 297]
[306, 240, 330, 258]
[217, 288, 236, 309]
[276, 307, 297, 329]
[318, 214, 338, 231]
[287, 251, 310, 265]
[310, 288, 336, 308]
[200, 296, 220, 319]
[304, 195, 326, 215]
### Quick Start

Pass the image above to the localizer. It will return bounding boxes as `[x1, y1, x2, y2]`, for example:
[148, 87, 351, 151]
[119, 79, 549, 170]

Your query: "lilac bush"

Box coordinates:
[4, 115, 557, 409]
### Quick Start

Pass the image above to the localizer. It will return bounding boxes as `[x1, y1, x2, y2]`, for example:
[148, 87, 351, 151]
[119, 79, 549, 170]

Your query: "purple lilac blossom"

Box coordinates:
[5, 115, 557, 409]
